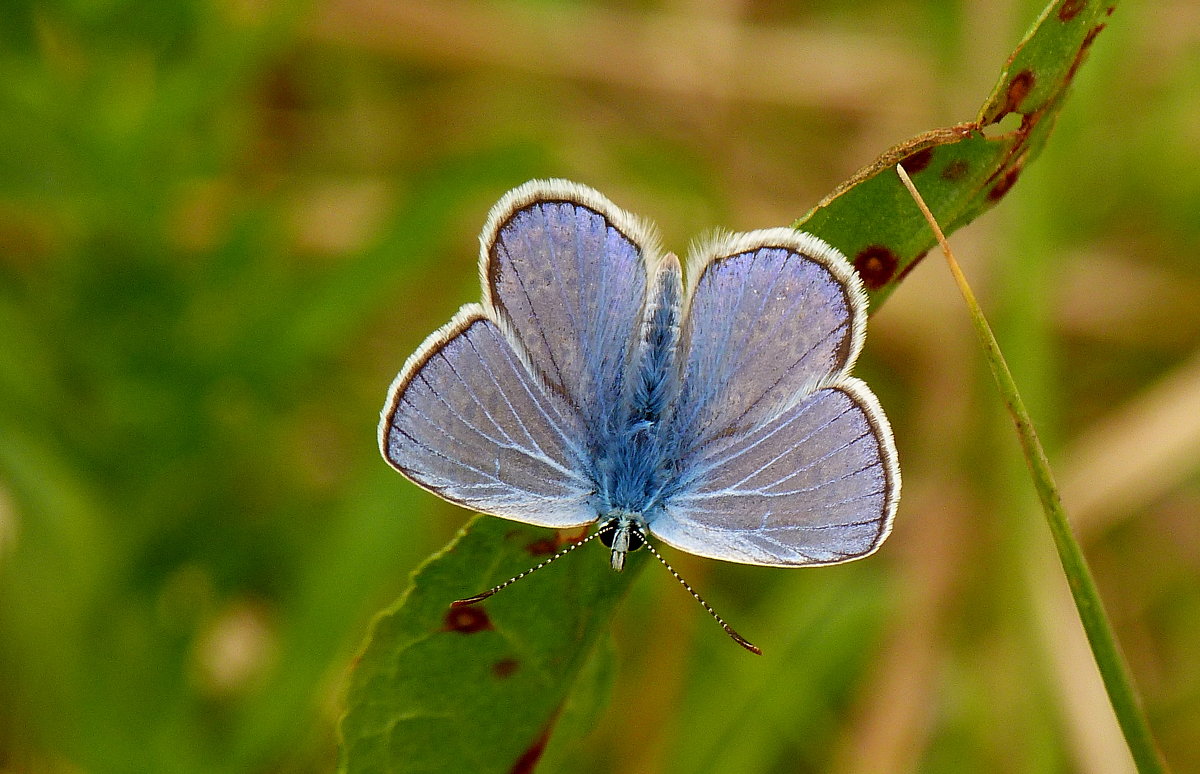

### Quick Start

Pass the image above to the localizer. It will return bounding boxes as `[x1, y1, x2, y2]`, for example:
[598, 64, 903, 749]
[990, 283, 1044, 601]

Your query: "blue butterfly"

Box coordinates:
[379, 180, 900, 651]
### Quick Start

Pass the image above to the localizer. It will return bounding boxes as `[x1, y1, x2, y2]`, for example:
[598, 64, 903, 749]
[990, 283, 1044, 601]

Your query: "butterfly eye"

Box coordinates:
[598, 521, 646, 552]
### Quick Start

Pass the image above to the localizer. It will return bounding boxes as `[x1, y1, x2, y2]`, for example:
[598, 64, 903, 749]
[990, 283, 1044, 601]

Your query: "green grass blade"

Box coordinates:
[896, 164, 1167, 774]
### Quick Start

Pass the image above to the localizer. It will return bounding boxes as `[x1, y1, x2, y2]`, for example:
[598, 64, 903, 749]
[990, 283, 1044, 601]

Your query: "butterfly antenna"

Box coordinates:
[451, 524, 614, 607]
[640, 534, 762, 655]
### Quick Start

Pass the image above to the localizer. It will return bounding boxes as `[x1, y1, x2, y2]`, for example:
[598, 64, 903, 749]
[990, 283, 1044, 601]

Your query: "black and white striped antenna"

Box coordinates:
[451, 523, 761, 654]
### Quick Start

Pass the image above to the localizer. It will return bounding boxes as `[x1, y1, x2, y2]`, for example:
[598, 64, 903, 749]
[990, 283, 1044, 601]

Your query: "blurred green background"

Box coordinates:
[1, 0, 1198, 772]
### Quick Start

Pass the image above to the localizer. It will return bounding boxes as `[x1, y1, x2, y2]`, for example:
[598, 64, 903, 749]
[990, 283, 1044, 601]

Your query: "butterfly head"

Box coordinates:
[598, 510, 648, 572]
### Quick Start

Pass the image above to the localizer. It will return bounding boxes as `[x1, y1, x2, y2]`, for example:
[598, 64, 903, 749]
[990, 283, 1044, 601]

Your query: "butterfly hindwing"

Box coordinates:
[653, 379, 899, 565]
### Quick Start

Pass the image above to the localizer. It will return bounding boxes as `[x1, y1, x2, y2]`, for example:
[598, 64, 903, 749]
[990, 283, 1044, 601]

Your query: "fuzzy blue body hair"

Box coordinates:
[593, 257, 683, 521]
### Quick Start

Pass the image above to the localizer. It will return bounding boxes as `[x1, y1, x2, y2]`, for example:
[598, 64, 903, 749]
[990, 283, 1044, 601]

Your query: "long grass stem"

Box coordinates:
[895, 164, 1167, 773]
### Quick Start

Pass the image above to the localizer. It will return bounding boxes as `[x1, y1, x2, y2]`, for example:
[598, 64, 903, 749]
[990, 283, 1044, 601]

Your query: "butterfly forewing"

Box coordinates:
[648, 233, 899, 566]
[671, 230, 866, 457]
[482, 181, 656, 436]
[380, 305, 597, 527]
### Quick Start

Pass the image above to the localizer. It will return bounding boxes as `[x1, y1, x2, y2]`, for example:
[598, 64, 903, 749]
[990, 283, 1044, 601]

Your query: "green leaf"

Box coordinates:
[338, 516, 645, 774]
[339, 2, 1117, 771]
[796, 0, 1116, 309]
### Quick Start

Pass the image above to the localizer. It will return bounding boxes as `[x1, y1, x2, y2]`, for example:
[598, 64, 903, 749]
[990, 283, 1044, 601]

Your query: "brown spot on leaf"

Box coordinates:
[510, 724, 553, 774]
[492, 658, 519, 679]
[525, 537, 558, 555]
[900, 148, 934, 175]
[527, 526, 588, 555]
[444, 605, 492, 633]
[941, 159, 969, 182]
[854, 245, 899, 290]
[1001, 70, 1035, 117]
[1058, 0, 1085, 22]
[988, 166, 1022, 202]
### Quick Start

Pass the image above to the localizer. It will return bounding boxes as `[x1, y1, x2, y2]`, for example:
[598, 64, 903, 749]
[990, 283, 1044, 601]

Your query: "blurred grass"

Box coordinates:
[0, 1, 1197, 772]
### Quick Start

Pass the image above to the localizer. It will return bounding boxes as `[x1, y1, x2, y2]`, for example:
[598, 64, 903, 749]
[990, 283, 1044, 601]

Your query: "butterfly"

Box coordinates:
[379, 179, 900, 652]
